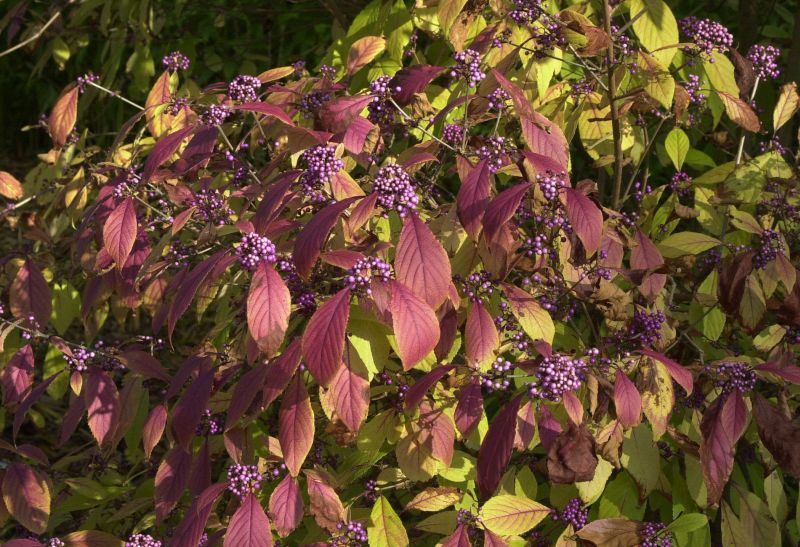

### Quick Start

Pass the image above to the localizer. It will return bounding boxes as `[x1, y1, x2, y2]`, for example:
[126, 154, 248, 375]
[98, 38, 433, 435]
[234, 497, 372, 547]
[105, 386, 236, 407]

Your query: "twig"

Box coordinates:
[602, 0, 625, 209]
[0, 5, 69, 59]
[87, 81, 145, 111]
[735, 75, 761, 166]
[388, 97, 456, 152]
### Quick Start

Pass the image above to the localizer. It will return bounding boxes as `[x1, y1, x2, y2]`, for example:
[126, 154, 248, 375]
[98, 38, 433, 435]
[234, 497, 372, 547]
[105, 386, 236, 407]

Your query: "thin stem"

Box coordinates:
[0, 4, 70, 59]
[388, 97, 456, 152]
[735, 75, 761, 166]
[603, 0, 625, 209]
[614, 7, 647, 36]
[87, 81, 145, 111]
[621, 116, 668, 204]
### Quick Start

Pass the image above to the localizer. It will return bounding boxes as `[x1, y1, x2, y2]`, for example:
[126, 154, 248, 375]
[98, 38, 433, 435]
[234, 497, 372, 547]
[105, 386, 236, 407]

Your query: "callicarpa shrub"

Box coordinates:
[1, 0, 800, 546]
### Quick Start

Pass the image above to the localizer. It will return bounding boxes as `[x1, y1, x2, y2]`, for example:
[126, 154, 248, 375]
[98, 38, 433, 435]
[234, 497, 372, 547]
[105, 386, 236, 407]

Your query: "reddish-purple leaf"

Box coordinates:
[59, 395, 85, 446]
[330, 357, 370, 432]
[154, 446, 192, 522]
[10, 258, 52, 329]
[2, 463, 51, 534]
[404, 364, 458, 411]
[305, 469, 346, 532]
[752, 395, 800, 479]
[2, 345, 34, 406]
[700, 391, 749, 504]
[614, 369, 642, 427]
[190, 439, 212, 497]
[247, 263, 290, 356]
[520, 117, 569, 169]
[235, 102, 294, 125]
[520, 150, 567, 180]
[302, 288, 350, 386]
[224, 492, 273, 547]
[294, 198, 357, 279]
[171, 369, 214, 450]
[395, 213, 452, 309]
[563, 390, 584, 425]
[142, 126, 194, 181]
[389, 65, 444, 105]
[13, 375, 57, 439]
[3, 540, 42, 547]
[492, 69, 535, 119]
[515, 400, 537, 451]
[441, 525, 472, 547]
[279, 375, 315, 476]
[631, 229, 666, 299]
[640, 349, 693, 394]
[226, 362, 269, 429]
[84, 369, 120, 446]
[49, 87, 78, 147]
[757, 362, 800, 384]
[483, 528, 509, 547]
[391, 281, 440, 370]
[347, 36, 386, 76]
[483, 182, 530, 243]
[455, 380, 484, 437]
[562, 188, 603, 256]
[172, 483, 227, 547]
[269, 475, 304, 537]
[253, 170, 302, 234]
[457, 159, 492, 240]
[61, 530, 124, 547]
[465, 302, 499, 368]
[343, 116, 376, 154]
[143, 403, 167, 459]
[319, 95, 375, 133]
[477, 395, 522, 499]
[420, 400, 455, 466]
[263, 338, 303, 409]
[172, 127, 217, 175]
[168, 250, 232, 339]
[117, 350, 170, 382]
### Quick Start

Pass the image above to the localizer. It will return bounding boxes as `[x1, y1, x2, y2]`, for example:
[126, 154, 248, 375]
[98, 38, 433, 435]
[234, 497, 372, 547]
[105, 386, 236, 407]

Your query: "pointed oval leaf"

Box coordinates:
[319, 95, 376, 133]
[405, 487, 462, 512]
[614, 369, 642, 427]
[483, 182, 530, 243]
[171, 368, 214, 449]
[168, 250, 233, 339]
[49, 87, 79, 147]
[479, 495, 551, 535]
[465, 302, 499, 369]
[2, 463, 51, 534]
[640, 349, 693, 394]
[368, 496, 409, 547]
[0, 171, 24, 200]
[235, 102, 294, 125]
[347, 36, 386, 75]
[171, 483, 227, 547]
[224, 492, 273, 547]
[84, 369, 120, 446]
[718, 91, 761, 132]
[330, 358, 369, 432]
[154, 446, 192, 522]
[263, 338, 303, 409]
[700, 391, 749, 505]
[269, 475, 304, 537]
[562, 188, 603, 256]
[302, 288, 350, 386]
[391, 281, 440, 370]
[404, 364, 457, 411]
[477, 395, 523, 499]
[117, 350, 170, 382]
[10, 258, 52, 329]
[279, 375, 314, 476]
[395, 213, 452, 309]
[306, 469, 346, 532]
[441, 525, 471, 547]
[457, 159, 492, 239]
[2, 345, 34, 406]
[752, 395, 800, 479]
[389, 65, 444, 106]
[501, 284, 554, 344]
[294, 198, 357, 279]
[143, 403, 167, 459]
[576, 518, 642, 547]
[247, 264, 290, 356]
[455, 380, 484, 437]
[142, 126, 194, 181]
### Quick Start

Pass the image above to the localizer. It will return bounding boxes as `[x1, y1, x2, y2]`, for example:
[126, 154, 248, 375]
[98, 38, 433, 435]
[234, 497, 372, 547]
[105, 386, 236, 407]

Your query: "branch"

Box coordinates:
[603, 0, 625, 209]
[0, 2, 72, 59]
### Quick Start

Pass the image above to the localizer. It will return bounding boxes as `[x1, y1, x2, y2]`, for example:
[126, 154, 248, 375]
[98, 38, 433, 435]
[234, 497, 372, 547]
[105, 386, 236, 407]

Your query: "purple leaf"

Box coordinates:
[262, 338, 303, 409]
[302, 288, 350, 387]
[84, 369, 120, 446]
[247, 263, 290, 356]
[640, 349, 693, 395]
[562, 187, 603, 256]
[253, 170, 302, 234]
[457, 159, 492, 240]
[172, 483, 227, 547]
[9, 258, 52, 329]
[404, 364, 458, 411]
[391, 281, 441, 370]
[483, 182, 530, 243]
[318, 95, 375, 133]
[700, 391, 748, 504]
[294, 198, 358, 279]
[477, 395, 522, 499]
[171, 368, 214, 450]
[235, 102, 294, 125]
[454, 379, 484, 437]
[224, 493, 273, 547]
[395, 213, 452, 309]
[269, 475, 304, 537]
[613, 369, 642, 427]
[390, 65, 444, 105]
[2, 345, 34, 406]
[279, 375, 314, 476]
[117, 350, 170, 382]
[142, 126, 194, 181]
[154, 446, 192, 522]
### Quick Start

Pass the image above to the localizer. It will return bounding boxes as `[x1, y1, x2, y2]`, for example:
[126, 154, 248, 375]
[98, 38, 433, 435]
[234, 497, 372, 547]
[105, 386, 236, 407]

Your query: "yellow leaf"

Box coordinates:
[773, 82, 800, 131]
[640, 358, 674, 439]
[479, 495, 551, 535]
[629, 0, 679, 67]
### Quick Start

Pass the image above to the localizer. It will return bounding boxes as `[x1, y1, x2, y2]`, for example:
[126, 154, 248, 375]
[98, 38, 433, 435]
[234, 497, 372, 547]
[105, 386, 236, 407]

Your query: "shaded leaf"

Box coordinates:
[279, 375, 314, 476]
[477, 395, 522, 499]
[562, 188, 603, 255]
[2, 463, 51, 534]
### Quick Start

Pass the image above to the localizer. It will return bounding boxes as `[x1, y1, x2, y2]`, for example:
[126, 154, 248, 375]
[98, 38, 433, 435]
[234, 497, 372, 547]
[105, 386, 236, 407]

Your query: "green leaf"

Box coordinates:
[704, 55, 739, 96]
[664, 127, 689, 170]
[598, 471, 646, 520]
[667, 513, 708, 534]
[576, 457, 614, 505]
[620, 424, 661, 495]
[658, 232, 720, 257]
[629, 0, 679, 67]
[479, 495, 551, 535]
[368, 496, 409, 547]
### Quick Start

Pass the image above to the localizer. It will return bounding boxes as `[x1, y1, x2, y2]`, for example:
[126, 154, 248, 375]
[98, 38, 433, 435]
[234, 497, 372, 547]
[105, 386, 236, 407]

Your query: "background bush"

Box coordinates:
[1, 0, 800, 546]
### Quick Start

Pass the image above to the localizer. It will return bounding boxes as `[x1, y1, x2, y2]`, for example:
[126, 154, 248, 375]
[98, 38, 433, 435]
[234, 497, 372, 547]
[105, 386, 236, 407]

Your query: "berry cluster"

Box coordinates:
[679, 17, 733, 57]
[753, 229, 784, 269]
[367, 76, 399, 130]
[641, 522, 674, 547]
[373, 163, 419, 217]
[302, 145, 343, 184]
[195, 409, 224, 436]
[669, 171, 692, 198]
[508, 0, 544, 25]
[534, 274, 580, 321]
[65, 347, 95, 372]
[714, 362, 757, 394]
[298, 90, 331, 118]
[125, 534, 162, 547]
[610, 309, 666, 349]
[76, 72, 99, 94]
[166, 97, 191, 116]
[747, 44, 781, 80]
[329, 521, 368, 546]
[190, 188, 233, 225]
[46, 539, 65, 547]
[759, 136, 789, 157]
[451, 49, 485, 88]
[226, 463, 263, 500]
[481, 357, 514, 392]
[442, 123, 465, 145]
[319, 64, 337, 79]
[276, 256, 317, 315]
[456, 509, 482, 528]
[345, 256, 392, 295]
[363, 479, 379, 504]
[632, 181, 653, 203]
[455, 271, 497, 303]
[376, 371, 410, 411]
[200, 104, 231, 126]
[527, 353, 586, 401]
[162, 51, 190, 72]
[684, 75, 706, 106]
[227, 75, 262, 102]
[487, 88, 511, 111]
[476, 136, 508, 172]
[536, 170, 567, 202]
[551, 498, 588, 530]
[531, 21, 567, 57]
[236, 232, 277, 270]
[570, 79, 594, 99]
[292, 60, 306, 76]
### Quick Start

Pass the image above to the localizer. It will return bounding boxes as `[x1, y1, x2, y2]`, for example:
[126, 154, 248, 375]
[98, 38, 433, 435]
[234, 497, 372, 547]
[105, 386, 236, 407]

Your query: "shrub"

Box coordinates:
[1, 0, 799, 545]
